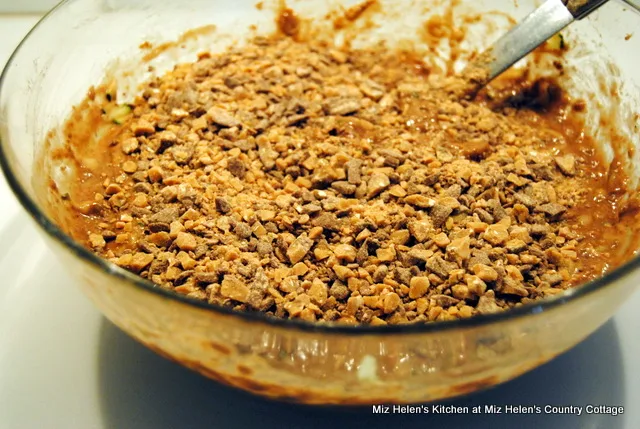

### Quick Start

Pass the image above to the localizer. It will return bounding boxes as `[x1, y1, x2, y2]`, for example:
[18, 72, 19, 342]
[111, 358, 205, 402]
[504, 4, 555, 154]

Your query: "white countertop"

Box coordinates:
[0, 15, 639, 429]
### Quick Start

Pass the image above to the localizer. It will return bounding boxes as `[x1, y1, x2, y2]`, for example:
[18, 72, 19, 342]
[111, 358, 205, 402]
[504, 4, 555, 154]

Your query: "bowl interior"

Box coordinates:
[1, 0, 640, 327]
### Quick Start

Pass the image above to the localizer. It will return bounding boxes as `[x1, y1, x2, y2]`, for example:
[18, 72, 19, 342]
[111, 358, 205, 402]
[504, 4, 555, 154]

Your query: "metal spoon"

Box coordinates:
[464, 0, 640, 93]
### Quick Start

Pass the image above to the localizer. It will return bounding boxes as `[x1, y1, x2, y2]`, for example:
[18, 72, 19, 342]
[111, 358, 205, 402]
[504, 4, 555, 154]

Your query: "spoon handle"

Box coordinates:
[485, 0, 574, 82]
[463, 0, 610, 94]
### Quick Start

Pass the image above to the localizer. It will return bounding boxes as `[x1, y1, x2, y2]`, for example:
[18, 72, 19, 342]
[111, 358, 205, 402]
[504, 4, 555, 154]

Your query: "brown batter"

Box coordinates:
[43, 10, 640, 325]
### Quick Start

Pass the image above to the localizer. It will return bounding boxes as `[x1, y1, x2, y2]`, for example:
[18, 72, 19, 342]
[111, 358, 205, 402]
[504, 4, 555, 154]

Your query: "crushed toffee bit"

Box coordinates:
[59, 35, 636, 325]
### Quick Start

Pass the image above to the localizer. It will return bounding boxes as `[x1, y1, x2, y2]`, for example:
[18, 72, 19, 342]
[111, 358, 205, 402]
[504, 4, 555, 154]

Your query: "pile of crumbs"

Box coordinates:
[72, 36, 600, 325]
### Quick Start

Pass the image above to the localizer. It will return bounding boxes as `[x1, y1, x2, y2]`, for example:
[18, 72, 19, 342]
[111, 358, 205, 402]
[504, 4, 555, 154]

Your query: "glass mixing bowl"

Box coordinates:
[1, 0, 640, 405]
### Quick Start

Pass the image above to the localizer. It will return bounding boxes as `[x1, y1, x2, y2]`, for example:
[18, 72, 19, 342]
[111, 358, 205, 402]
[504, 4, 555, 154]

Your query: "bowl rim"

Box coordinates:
[1, 0, 639, 336]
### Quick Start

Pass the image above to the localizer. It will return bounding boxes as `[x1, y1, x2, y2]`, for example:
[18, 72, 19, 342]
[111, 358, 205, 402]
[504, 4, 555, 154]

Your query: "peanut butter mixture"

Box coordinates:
[59, 35, 633, 325]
